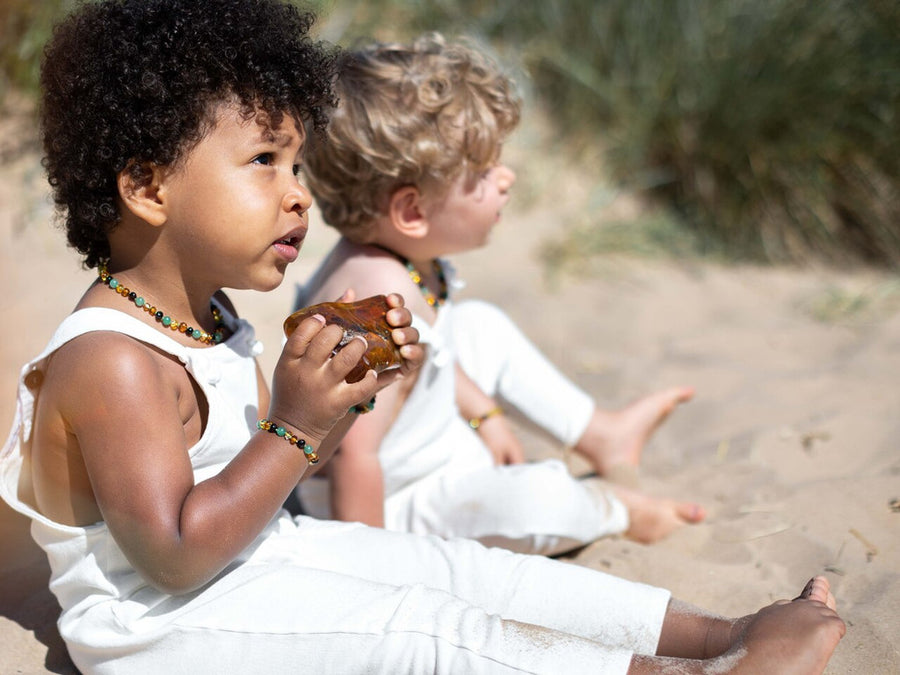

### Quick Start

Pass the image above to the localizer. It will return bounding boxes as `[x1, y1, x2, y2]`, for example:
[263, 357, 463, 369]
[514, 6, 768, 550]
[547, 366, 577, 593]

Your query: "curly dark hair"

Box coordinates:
[40, 0, 338, 268]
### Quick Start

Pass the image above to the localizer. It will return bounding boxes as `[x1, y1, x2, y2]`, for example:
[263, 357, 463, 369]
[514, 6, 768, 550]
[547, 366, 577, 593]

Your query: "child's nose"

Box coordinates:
[285, 180, 313, 214]
[495, 165, 516, 193]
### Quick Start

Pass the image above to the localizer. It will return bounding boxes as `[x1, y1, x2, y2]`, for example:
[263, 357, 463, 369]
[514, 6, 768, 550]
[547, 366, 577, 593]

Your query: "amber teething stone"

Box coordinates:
[284, 294, 403, 383]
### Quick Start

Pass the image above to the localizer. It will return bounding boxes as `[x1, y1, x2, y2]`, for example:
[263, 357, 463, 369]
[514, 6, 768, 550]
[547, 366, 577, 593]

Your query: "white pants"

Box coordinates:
[71, 516, 668, 674]
[382, 301, 629, 555]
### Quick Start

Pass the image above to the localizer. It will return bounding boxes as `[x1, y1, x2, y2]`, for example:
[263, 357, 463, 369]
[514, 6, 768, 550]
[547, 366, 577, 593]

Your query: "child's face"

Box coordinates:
[424, 162, 516, 255]
[160, 102, 312, 292]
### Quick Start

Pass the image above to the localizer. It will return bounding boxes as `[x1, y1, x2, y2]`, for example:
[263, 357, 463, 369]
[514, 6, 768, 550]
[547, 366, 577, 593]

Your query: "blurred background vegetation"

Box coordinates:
[2, 0, 898, 268]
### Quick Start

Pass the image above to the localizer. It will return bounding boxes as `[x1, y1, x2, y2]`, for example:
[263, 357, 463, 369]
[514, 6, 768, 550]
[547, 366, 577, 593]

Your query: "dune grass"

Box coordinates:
[3, 0, 898, 268]
[319, 0, 900, 268]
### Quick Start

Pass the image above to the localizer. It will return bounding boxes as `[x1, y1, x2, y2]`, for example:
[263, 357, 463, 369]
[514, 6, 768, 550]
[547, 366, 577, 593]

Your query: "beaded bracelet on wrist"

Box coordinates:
[350, 397, 376, 415]
[257, 418, 318, 464]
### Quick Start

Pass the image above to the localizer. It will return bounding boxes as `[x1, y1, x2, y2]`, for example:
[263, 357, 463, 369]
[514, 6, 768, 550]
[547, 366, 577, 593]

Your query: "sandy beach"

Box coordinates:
[1, 106, 898, 673]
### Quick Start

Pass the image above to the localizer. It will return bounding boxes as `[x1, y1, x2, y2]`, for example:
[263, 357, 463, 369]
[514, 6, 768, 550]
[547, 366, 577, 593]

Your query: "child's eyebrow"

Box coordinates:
[256, 130, 297, 147]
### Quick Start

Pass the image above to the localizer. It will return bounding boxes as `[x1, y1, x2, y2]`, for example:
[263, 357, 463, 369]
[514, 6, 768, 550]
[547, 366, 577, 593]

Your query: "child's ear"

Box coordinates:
[116, 161, 168, 227]
[388, 186, 429, 239]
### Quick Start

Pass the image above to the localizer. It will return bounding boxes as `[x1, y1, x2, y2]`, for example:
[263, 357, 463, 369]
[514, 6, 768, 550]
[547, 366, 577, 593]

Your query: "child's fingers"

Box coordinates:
[329, 335, 368, 375]
[390, 325, 419, 348]
[396, 343, 425, 376]
[346, 367, 380, 396]
[385, 304, 412, 329]
[384, 293, 411, 326]
[282, 313, 326, 357]
[334, 288, 356, 303]
[302, 323, 348, 365]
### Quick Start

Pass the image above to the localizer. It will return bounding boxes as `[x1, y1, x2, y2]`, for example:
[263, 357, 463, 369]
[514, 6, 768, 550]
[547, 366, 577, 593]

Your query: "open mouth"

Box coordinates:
[273, 233, 304, 262]
[276, 236, 302, 248]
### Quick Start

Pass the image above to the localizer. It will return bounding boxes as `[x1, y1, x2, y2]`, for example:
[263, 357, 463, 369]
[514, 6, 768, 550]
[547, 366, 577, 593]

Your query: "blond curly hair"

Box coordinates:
[303, 32, 521, 243]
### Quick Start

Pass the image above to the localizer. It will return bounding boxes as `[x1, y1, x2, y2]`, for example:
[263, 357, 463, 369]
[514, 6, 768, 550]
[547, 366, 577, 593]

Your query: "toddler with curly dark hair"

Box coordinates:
[0, 2, 844, 672]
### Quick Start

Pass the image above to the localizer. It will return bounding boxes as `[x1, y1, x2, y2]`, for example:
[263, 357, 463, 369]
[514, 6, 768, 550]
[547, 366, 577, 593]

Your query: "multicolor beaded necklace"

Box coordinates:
[98, 263, 226, 345]
[399, 256, 448, 308]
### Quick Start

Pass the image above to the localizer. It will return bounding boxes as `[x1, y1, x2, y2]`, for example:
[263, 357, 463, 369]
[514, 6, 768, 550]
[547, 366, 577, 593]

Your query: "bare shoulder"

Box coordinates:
[41, 331, 195, 444]
[32, 330, 193, 525]
[302, 239, 419, 307]
[46, 330, 183, 403]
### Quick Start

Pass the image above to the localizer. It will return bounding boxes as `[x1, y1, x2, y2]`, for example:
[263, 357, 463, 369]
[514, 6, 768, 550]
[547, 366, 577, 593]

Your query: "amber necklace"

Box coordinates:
[98, 262, 226, 345]
[399, 256, 448, 307]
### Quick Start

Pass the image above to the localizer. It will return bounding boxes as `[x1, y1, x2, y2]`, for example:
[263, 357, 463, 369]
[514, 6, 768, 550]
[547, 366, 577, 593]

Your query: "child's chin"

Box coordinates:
[258, 271, 288, 292]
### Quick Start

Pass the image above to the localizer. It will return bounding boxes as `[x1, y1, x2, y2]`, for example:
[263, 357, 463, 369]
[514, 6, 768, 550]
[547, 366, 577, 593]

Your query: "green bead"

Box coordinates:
[135, 297, 145, 307]
[304, 446, 314, 456]
[275, 426, 286, 437]
[162, 316, 172, 327]
[191, 329, 201, 339]
[109, 279, 118, 289]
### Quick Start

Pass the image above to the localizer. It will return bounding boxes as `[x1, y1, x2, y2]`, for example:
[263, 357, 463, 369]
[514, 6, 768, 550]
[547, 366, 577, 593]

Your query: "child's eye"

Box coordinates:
[292, 164, 302, 177]
[252, 153, 274, 166]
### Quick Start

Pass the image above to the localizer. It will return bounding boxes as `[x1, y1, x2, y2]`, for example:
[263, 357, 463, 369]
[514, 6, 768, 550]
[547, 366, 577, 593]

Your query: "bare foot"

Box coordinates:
[612, 484, 706, 544]
[794, 575, 838, 610]
[576, 386, 695, 475]
[630, 578, 844, 674]
[722, 576, 846, 674]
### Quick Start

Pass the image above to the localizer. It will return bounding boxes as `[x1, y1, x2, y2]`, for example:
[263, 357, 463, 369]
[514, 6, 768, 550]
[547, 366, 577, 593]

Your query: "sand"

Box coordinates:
[1, 109, 898, 673]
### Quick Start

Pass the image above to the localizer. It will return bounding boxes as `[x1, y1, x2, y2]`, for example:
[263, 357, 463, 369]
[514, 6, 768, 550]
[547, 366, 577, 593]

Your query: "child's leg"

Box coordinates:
[92, 559, 639, 674]
[386, 458, 630, 555]
[268, 516, 671, 653]
[630, 576, 845, 673]
[665, 576, 836, 660]
[609, 482, 706, 544]
[78, 519, 840, 673]
[451, 300, 693, 476]
[267, 521, 842, 673]
[576, 386, 694, 479]
[452, 300, 704, 542]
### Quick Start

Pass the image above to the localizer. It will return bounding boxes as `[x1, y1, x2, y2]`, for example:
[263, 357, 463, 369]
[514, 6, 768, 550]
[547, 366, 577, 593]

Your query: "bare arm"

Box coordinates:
[44, 317, 378, 595]
[455, 363, 524, 465]
[327, 393, 395, 527]
[327, 295, 423, 526]
[454, 362, 497, 424]
[300, 246, 433, 522]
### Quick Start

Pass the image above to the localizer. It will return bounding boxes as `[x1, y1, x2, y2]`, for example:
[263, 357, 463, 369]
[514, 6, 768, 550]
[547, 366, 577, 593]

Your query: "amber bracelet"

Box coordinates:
[257, 418, 319, 465]
[468, 405, 503, 430]
[350, 396, 376, 415]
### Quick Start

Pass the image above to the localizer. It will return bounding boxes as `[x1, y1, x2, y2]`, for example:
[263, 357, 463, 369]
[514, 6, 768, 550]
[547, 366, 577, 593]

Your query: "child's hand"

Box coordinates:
[332, 290, 421, 373]
[377, 292, 424, 388]
[269, 314, 380, 443]
[476, 415, 525, 465]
